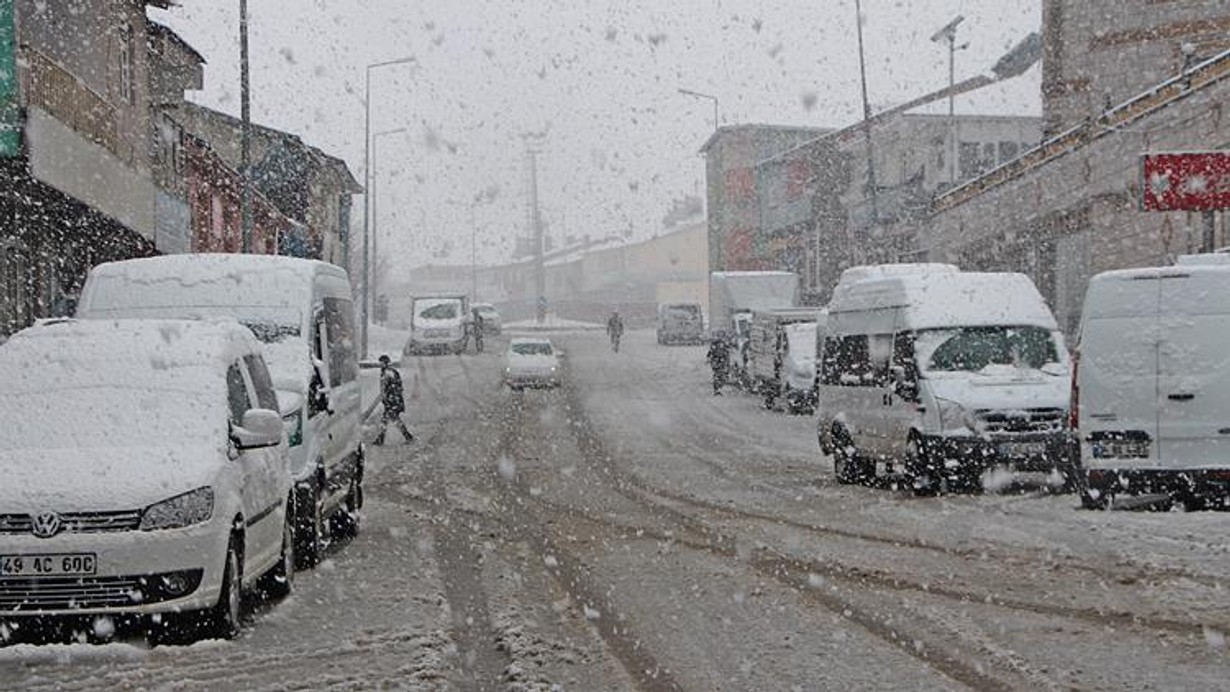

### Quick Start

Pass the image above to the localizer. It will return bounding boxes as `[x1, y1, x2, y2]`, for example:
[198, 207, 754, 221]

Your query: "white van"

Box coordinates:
[0, 319, 292, 643]
[816, 265, 1070, 493]
[780, 320, 820, 414]
[405, 294, 470, 355]
[1074, 254, 1230, 509]
[77, 255, 363, 567]
[747, 307, 821, 408]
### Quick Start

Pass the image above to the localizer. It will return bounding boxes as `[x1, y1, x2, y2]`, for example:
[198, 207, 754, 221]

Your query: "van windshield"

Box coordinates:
[663, 305, 700, 320]
[419, 302, 460, 320]
[918, 326, 1059, 374]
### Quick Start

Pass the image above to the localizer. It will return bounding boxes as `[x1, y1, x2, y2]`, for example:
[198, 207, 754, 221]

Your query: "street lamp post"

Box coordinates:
[931, 16, 967, 185]
[677, 87, 719, 131]
[371, 127, 406, 325]
[239, 0, 253, 252]
[361, 56, 414, 359]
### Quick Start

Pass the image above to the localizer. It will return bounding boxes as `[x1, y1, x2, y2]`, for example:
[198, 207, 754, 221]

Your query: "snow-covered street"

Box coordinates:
[3, 328, 1229, 690]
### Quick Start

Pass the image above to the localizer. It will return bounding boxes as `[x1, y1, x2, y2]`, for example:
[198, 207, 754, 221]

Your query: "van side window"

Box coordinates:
[867, 333, 893, 386]
[323, 297, 358, 386]
[226, 363, 251, 426]
[893, 332, 918, 382]
[835, 335, 871, 386]
[821, 336, 842, 385]
[244, 355, 279, 411]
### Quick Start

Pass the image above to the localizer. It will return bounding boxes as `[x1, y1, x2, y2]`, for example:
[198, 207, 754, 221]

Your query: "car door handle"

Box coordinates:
[1168, 393, 1195, 401]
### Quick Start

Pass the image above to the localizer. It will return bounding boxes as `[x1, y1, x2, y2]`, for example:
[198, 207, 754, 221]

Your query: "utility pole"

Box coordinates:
[528, 148, 545, 324]
[239, 0, 253, 253]
[853, 0, 878, 263]
[932, 16, 967, 186]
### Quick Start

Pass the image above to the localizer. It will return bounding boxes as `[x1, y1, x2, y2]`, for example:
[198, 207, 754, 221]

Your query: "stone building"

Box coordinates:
[1042, 0, 1230, 136]
[923, 2, 1230, 335]
[699, 124, 828, 277]
[2, 0, 180, 334]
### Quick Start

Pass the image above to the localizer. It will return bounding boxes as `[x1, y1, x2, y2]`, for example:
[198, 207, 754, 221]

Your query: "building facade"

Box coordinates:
[1041, 0, 1230, 136]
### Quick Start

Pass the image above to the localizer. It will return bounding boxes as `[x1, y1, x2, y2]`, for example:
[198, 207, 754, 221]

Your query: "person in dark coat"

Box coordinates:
[471, 308, 485, 353]
[707, 333, 730, 395]
[374, 354, 414, 445]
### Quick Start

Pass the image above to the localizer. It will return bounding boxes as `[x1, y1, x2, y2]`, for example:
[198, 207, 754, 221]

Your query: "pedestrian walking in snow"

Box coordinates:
[607, 310, 624, 352]
[707, 333, 730, 395]
[374, 354, 414, 445]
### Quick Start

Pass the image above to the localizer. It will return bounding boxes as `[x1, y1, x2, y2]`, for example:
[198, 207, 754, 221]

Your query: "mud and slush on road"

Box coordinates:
[3, 330, 1230, 691]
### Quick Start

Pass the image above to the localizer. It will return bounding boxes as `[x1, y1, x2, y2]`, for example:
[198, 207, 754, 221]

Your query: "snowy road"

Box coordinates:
[3, 329, 1230, 690]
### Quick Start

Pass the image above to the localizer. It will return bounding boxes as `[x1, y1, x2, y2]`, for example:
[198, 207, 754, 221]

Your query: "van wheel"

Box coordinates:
[833, 428, 867, 485]
[330, 473, 362, 540]
[259, 497, 296, 600]
[907, 436, 938, 496]
[763, 387, 777, 410]
[295, 480, 325, 569]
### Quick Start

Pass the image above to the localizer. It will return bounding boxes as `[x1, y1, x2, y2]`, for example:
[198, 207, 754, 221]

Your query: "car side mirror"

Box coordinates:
[231, 409, 284, 450]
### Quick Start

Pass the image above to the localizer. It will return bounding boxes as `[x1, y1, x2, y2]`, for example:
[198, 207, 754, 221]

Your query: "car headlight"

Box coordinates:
[936, 399, 982, 435]
[140, 487, 214, 531]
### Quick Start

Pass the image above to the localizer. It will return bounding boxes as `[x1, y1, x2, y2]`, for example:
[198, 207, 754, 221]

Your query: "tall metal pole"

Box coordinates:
[948, 36, 956, 183]
[470, 203, 478, 300]
[239, 0, 253, 253]
[370, 128, 405, 326]
[529, 149, 545, 324]
[854, 0, 878, 261]
[361, 66, 371, 357]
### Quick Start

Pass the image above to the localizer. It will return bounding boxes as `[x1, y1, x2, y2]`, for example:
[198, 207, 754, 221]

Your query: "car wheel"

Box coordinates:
[259, 497, 295, 600]
[295, 480, 325, 569]
[202, 537, 243, 640]
[906, 435, 939, 496]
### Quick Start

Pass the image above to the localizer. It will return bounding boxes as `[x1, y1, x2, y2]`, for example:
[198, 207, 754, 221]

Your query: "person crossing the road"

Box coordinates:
[374, 354, 414, 445]
[607, 309, 624, 352]
[707, 333, 730, 395]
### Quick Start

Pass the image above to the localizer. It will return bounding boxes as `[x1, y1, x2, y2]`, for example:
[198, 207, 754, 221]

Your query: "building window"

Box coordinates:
[118, 22, 134, 104]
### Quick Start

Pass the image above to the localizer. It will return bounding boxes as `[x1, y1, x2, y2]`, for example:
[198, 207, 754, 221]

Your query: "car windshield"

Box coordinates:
[511, 342, 553, 356]
[918, 326, 1060, 373]
[8, 1, 1217, 686]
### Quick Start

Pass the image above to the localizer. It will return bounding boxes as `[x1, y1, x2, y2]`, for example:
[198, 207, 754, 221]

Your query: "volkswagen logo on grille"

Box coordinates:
[31, 512, 63, 539]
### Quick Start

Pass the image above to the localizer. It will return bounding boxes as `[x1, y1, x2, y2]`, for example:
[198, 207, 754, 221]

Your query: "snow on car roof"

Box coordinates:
[0, 318, 259, 396]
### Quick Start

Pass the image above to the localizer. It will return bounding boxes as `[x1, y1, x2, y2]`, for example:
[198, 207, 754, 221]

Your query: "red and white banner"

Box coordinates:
[1141, 151, 1230, 211]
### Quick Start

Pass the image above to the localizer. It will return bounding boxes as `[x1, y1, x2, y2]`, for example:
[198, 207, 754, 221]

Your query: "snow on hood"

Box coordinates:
[926, 368, 1070, 412]
[0, 444, 222, 513]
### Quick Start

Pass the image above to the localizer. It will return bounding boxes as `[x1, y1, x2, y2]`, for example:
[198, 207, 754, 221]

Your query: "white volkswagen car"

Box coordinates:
[0, 319, 294, 644]
[504, 337, 561, 390]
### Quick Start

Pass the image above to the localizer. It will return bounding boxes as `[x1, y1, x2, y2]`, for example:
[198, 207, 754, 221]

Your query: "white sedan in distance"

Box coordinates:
[504, 338, 561, 390]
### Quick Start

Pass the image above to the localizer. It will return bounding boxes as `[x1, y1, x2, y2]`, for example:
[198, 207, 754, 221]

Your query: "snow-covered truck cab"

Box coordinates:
[816, 264, 1071, 493]
[405, 294, 470, 355]
[1076, 254, 1230, 509]
[76, 254, 364, 567]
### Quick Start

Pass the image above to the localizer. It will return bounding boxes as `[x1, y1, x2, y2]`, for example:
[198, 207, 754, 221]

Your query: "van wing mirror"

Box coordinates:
[890, 365, 920, 400]
[231, 409, 284, 450]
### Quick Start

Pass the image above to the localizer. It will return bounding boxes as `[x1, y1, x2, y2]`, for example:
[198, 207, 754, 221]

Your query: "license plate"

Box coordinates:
[0, 553, 97, 578]
[998, 441, 1048, 457]
[1093, 440, 1150, 459]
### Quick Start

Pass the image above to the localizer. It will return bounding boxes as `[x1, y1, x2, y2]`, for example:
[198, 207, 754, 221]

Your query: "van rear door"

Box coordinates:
[1156, 271, 1230, 470]
[1079, 275, 1161, 466]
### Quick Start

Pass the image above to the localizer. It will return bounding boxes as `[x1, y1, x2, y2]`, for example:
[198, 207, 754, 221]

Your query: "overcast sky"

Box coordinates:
[151, 1, 1041, 270]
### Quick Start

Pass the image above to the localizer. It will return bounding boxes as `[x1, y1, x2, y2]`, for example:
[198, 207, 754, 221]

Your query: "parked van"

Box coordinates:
[816, 264, 1070, 493]
[0, 319, 293, 642]
[747, 307, 821, 409]
[656, 303, 705, 344]
[1074, 254, 1230, 509]
[405, 294, 470, 355]
[77, 255, 363, 566]
[780, 319, 821, 414]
